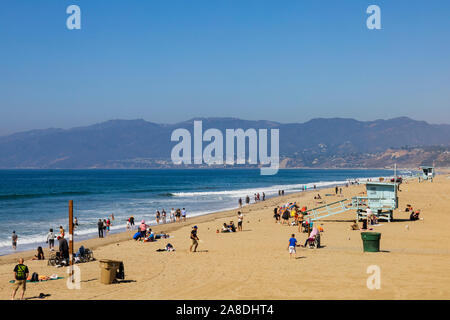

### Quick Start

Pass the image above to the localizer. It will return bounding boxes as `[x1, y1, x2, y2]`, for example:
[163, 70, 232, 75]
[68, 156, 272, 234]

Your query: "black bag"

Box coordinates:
[31, 272, 39, 282]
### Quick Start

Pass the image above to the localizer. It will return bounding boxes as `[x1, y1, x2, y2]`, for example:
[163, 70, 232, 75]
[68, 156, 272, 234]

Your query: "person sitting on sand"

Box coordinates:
[221, 223, 231, 233]
[229, 221, 236, 232]
[32, 246, 45, 260]
[410, 209, 421, 221]
[350, 220, 360, 230]
[302, 226, 320, 247]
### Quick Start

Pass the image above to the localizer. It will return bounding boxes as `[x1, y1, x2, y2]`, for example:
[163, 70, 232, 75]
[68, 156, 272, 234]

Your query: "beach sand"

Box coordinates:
[1, 174, 450, 300]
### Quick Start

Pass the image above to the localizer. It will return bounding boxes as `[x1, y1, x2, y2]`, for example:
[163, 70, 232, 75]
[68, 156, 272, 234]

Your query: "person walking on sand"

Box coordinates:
[130, 215, 135, 228]
[245, 195, 250, 205]
[237, 211, 244, 231]
[12, 231, 18, 250]
[262, 192, 265, 201]
[182, 208, 187, 222]
[238, 198, 242, 208]
[46, 228, 55, 251]
[162, 209, 167, 224]
[11, 258, 29, 300]
[288, 234, 298, 259]
[190, 226, 199, 252]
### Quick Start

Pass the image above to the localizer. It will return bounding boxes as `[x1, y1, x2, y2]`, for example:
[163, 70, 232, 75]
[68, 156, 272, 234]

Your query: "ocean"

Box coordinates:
[0, 168, 403, 255]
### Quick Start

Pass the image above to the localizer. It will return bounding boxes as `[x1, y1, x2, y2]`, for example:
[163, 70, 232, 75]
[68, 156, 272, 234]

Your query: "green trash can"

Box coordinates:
[361, 232, 381, 252]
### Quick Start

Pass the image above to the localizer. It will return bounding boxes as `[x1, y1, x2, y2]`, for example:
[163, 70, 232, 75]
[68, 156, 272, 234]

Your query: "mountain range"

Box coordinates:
[1, 117, 449, 169]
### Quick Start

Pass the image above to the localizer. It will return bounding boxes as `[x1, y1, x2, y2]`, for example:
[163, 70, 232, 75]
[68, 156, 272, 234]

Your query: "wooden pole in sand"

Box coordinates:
[69, 200, 74, 283]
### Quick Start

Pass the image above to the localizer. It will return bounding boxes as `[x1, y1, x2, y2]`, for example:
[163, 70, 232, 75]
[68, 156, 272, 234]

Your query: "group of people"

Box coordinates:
[238, 193, 265, 208]
[97, 216, 113, 238]
[133, 219, 171, 242]
[218, 211, 244, 233]
[406, 204, 421, 221]
[274, 203, 310, 232]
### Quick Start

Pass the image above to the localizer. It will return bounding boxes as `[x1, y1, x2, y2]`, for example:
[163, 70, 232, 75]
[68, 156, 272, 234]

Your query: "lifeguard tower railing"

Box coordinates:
[419, 166, 435, 180]
[304, 199, 352, 221]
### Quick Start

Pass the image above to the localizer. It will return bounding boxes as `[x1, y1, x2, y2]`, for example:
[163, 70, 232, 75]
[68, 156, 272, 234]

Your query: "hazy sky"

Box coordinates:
[1, 0, 449, 136]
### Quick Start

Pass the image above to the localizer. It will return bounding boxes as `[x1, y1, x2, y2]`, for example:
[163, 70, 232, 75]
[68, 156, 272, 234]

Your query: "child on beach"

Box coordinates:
[46, 228, 55, 251]
[288, 234, 298, 259]
[237, 211, 243, 231]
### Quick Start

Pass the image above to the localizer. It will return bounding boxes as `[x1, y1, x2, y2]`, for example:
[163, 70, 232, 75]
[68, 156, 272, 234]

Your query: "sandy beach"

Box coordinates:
[1, 172, 450, 300]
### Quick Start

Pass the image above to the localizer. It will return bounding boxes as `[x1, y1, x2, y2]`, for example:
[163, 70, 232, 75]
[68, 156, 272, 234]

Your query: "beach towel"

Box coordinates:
[10, 276, 64, 283]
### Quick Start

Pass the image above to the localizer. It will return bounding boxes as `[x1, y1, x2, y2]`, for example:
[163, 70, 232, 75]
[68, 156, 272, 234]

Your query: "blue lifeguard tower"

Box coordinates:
[349, 181, 398, 222]
[420, 166, 435, 181]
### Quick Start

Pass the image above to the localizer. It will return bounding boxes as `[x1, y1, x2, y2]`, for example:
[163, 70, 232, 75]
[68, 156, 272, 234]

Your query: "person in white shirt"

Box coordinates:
[170, 208, 175, 223]
[46, 228, 55, 251]
[237, 211, 244, 231]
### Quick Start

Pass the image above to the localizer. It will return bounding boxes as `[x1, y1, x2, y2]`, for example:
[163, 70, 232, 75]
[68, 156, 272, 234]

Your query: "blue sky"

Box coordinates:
[0, 0, 449, 135]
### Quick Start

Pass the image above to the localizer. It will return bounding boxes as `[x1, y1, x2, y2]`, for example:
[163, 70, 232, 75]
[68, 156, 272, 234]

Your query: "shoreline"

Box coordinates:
[0, 186, 325, 265]
[0, 172, 389, 257]
[1, 173, 449, 299]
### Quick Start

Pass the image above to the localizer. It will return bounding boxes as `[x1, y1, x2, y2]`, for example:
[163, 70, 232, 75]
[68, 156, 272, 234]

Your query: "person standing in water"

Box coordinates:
[12, 231, 18, 250]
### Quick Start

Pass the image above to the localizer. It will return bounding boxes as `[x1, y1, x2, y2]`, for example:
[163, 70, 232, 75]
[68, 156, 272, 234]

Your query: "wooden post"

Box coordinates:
[69, 200, 74, 283]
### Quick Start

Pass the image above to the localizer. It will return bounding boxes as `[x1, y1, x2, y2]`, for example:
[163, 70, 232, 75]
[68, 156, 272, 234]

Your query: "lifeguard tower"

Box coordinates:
[352, 182, 398, 222]
[420, 166, 435, 181]
[303, 181, 399, 223]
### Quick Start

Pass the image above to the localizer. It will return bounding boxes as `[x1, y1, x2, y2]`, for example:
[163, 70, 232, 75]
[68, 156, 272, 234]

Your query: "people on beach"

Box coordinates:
[176, 209, 181, 222]
[288, 234, 298, 259]
[237, 211, 243, 231]
[130, 216, 135, 228]
[74, 217, 78, 229]
[47, 228, 55, 251]
[182, 208, 187, 222]
[103, 219, 107, 236]
[190, 226, 199, 252]
[302, 226, 319, 247]
[221, 223, 231, 233]
[11, 258, 29, 300]
[98, 219, 104, 238]
[162, 209, 167, 224]
[170, 208, 175, 223]
[59, 226, 65, 238]
[262, 192, 265, 201]
[12, 231, 18, 250]
[410, 209, 421, 221]
[156, 210, 161, 224]
[245, 195, 250, 205]
[126, 219, 131, 230]
[58, 236, 69, 264]
[139, 220, 147, 239]
[32, 246, 45, 260]
[281, 190, 284, 196]
[273, 206, 280, 223]
[238, 198, 242, 208]
[106, 218, 111, 232]
[350, 220, 360, 230]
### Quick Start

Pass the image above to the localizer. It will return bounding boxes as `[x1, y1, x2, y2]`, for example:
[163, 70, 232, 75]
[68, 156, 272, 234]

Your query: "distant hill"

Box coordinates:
[0, 117, 449, 168]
